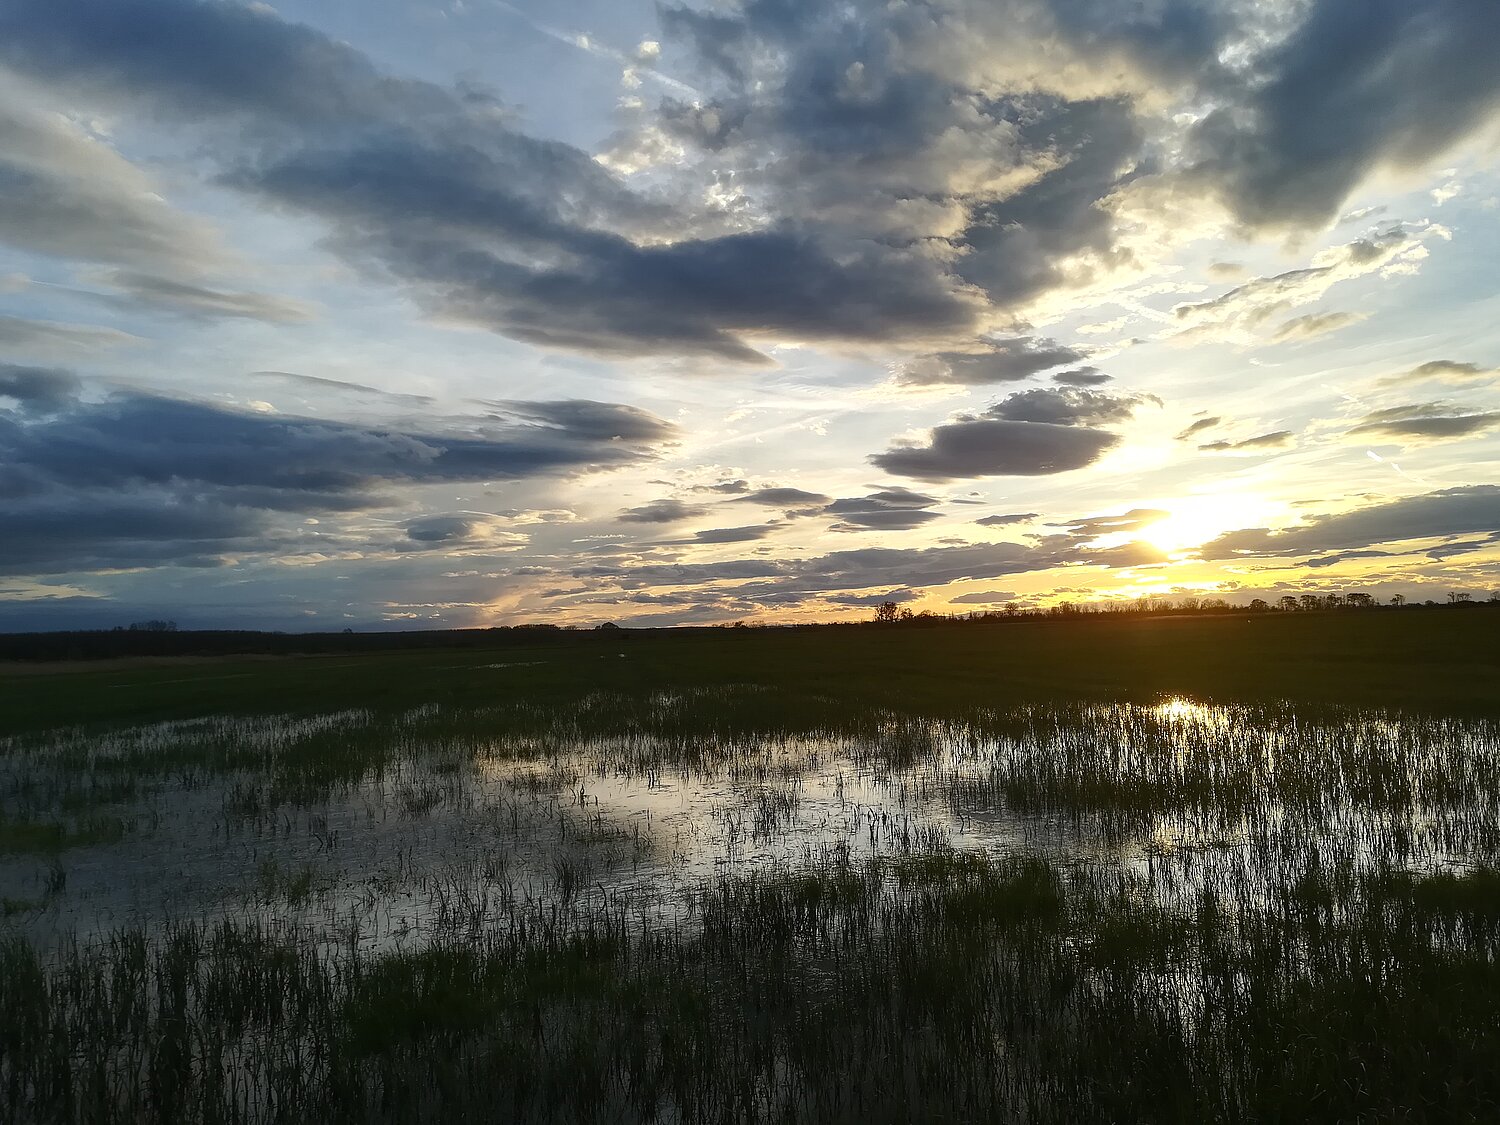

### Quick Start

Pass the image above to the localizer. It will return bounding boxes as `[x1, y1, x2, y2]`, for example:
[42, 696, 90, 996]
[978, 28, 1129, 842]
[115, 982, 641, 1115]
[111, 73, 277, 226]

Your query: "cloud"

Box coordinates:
[871, 387, 1149, 481]
[948, 590, 1018, 605]
[0, 314, 142, 356]
[1346, 404, 1500, 442]
[702, 479, 749, 495]
[976, 512, 1038, 527]
[984, 387, 1152, 426]
[1270, 311, 1364, 342]
[1053, 508, 1169, 542]
[894, 338, 1086, 386]
[1199, 486, 1500, 560]
[252, 370, 434, 405]
[0, 362, 83, 411]
[824, 487, 942, 531]
[664, 524, 779, 545]
[728, 487, 831, 510]
[1198, 430, 1294, 452]
[89, 270, 317, 322]
[1051, 367, 1112, 386]
[0, 493, 277, 576]
[618, 497, 708, 523]
[0, 378, 677, 572]
[401, 513, 529, 549]
[1190, 0, 1500, 230]
[1171, 226, 1445, 343]
[0, 0, 991, 362]
[0, 96, 226, 273]
[1175, 416, 1220, 440]
[1382, 360, 1498, 387]
[573, 532, 1167, 607]
[872, 422, 1119, 482]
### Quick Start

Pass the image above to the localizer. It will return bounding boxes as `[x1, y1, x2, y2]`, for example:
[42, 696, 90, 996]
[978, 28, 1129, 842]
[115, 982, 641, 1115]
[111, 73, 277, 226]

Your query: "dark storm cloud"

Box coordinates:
[0, 494, 273, 575]
[0, 380, 676, 572]
[1199, 486, 1500, 560]
[955, 97, 1146, 307]
[619, 498, 709, 524]
[239, 138, 981, 360]
[3, 0, 1494, 373]
[0, 0, 984, 361]
[1191, 0, 1500, 229]
[1198, 430, 1294, 452]
[403, 515, 489, 544]
[872, 422, 1119, 482]
[871, 387, 1149, 481]
[0, 394, 673, 500]
[654, 0, 1222, 321]
[0, 363, 83, 412]
[894, 339, 1087, 386]
[823, 488, 942, 532]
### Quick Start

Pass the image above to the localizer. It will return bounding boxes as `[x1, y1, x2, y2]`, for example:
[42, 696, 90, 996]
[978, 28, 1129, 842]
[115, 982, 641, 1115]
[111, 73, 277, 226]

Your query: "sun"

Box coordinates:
[1137, 494, 1277, 555]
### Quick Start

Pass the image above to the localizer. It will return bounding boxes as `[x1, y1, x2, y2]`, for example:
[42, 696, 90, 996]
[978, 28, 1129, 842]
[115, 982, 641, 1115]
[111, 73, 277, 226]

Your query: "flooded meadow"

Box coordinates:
[4, 689, 1499, 1122]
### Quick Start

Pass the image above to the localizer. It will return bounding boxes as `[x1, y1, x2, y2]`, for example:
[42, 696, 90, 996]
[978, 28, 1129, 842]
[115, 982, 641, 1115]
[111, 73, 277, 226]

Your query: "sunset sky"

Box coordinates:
[1, 0, 1497, 630]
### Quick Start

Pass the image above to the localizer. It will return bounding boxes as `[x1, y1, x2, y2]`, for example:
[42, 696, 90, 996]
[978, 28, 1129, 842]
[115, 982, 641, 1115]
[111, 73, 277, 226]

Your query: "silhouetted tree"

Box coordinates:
[1390, 593, 1406, 607]
[1278, 596, 1298, 612]
[875, 601, 900, 623]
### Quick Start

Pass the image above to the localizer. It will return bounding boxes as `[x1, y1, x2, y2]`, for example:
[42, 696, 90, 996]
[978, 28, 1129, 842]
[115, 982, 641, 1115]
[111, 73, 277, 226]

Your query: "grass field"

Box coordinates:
[2, 610, 1499, 1122]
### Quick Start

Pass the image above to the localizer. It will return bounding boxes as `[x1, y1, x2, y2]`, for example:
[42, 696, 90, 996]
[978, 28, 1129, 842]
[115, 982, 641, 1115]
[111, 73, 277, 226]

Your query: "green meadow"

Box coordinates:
[2, 610, 1499, 1122]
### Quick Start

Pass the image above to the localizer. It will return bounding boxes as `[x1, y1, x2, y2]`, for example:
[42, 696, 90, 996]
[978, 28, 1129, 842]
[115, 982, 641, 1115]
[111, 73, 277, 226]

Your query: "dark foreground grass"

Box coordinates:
[3, 851, 1497, 1124]
[3, 608, 1499, 735]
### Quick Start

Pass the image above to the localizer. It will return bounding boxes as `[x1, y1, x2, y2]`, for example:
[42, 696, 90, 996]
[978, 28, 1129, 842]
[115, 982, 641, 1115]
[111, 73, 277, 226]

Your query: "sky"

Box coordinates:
[0, 0, 1497, 631]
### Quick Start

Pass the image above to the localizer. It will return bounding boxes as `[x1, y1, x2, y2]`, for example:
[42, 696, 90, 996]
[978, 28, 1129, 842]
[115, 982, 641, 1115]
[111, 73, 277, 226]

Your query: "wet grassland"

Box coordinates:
[2, 611, 1499, 1122]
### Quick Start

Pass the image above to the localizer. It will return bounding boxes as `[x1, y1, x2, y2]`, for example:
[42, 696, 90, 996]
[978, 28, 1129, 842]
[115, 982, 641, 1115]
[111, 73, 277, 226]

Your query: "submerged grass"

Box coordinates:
[2, 650, 1500, 1122]
[2, 852, 1497, 1123]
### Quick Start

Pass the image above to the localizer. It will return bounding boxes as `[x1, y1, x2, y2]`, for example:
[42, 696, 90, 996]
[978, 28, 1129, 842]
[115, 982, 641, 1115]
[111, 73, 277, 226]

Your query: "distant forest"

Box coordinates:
[0, 594, 1496, 662]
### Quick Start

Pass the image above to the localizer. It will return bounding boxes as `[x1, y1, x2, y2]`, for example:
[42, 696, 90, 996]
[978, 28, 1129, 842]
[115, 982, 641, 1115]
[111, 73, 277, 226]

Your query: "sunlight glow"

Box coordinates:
[1153, 696, 1211, 722]
[1138, 495, 1277, 554]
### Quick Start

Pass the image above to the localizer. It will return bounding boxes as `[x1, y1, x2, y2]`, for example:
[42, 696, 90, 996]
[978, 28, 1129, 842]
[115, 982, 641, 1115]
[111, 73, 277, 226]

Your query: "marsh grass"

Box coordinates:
[3, 688, 1500, 1122]
[2, 852, 1497, 1123]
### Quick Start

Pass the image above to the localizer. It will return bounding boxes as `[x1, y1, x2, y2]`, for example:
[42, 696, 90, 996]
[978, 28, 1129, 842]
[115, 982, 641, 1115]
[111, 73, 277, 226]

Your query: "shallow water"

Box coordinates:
[4, 692, 1498, 954]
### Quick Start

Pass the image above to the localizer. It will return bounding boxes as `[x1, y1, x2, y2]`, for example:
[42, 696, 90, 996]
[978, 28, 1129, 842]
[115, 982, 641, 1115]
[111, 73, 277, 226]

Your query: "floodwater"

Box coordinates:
[4, 692, 1498, 954]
